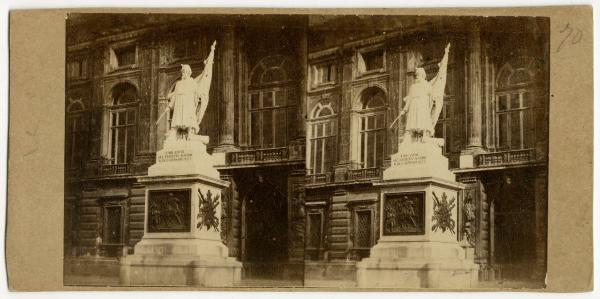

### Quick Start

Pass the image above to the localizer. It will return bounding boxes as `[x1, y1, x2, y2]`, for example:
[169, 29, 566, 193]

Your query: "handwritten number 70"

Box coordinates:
[557, 23, 583, 53]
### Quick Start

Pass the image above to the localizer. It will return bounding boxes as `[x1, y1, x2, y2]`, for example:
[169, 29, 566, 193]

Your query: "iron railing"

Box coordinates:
[227, 147, 293, 165]
[476, 148, 537, 167]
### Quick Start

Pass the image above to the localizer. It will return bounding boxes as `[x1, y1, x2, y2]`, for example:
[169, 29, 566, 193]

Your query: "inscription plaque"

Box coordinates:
[383, 192, 425, 235]
[156, 149, 193, 163]
[391, 152, 427, 167]
[148, 189, 191, 233]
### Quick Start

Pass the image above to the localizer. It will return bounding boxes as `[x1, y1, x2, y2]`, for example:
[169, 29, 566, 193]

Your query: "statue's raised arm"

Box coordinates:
[429, 43, 450, 130]
[195, 40, 217, 130]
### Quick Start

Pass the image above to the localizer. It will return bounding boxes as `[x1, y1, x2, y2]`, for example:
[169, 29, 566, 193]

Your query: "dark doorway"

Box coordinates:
[492, 172, 537, 280]
[242, 173, 289, 278]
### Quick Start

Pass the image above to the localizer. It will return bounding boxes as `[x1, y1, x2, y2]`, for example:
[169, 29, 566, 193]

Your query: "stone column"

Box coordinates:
[214, 24, 237, 153]
[148, 43, 159, 153]
[459, 21, 485, 168]
[466, 21, 483, 150]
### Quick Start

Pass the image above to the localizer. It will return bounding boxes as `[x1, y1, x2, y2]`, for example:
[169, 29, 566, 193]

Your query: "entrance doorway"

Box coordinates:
[241, 174, 288, 279]
[491, 173, 537, 280]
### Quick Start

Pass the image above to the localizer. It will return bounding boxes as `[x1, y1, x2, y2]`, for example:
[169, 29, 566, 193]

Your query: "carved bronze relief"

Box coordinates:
[383, 192, 425, 235]
[432, 191, 456, 234]
[147, 189, 191, 233]
[197, 189, 220, 231]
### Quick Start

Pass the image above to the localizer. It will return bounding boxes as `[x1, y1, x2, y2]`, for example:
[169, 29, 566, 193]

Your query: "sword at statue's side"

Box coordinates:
[156, 107, 170, 125]
[389, 110, 406, 129]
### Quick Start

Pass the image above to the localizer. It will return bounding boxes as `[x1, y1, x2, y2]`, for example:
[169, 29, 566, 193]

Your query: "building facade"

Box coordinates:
[64, 14, 549, 284]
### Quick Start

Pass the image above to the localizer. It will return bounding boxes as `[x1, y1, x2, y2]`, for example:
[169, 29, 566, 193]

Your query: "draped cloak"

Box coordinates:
[169, 78, 200, 132]
[403, 80, 433, 133]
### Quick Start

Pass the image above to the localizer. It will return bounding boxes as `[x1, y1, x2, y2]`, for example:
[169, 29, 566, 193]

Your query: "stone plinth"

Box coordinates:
[148, 137, 222, 178]
[383, 141, 454, 181]
[357, 142, 478, 289]
[120, 137, 241, 287]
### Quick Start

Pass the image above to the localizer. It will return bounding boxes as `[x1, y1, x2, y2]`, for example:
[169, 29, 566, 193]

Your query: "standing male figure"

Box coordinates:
[394, 43, 450, 144]
[164, 40, 216, 140]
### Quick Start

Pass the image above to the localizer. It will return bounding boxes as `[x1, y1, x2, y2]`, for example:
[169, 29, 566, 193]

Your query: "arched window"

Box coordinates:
[308, 103, 337, 175]
[108, 83, 138, 164]
[248, 55, 297, 148]
[358, 87, 386, 169]
[495, 58, 539, 150]
[66, 94, 87, 169]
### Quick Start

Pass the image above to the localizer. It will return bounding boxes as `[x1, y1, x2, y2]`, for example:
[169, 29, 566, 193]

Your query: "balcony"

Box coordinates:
[226, 147, 303, 166]
[98, 163, 133, 176]
[306, 172, 332, 185]
[347, 167, 382, 181]
[476, 148, 538, 168]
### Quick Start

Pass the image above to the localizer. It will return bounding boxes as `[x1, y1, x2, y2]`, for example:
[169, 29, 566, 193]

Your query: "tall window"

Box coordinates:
[248, 55, 297, 148]
[108, 83, 137, 165]
[67, 58, 88, 79]
[66, 99, 86, 169]
[359, 88, 386, 169]
[309, 104, 336, 174]
[355, 210, 372, 249]
[306, 211, 324, 260]
[495, 59, 538, 150]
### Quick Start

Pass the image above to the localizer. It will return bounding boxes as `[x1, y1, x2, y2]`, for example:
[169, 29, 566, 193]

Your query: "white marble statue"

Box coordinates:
[392, 43, 450, 145]
[159, 40, 216, 141]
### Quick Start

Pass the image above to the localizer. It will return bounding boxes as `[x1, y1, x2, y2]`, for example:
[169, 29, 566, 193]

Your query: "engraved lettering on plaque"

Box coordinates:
[383, 192, 425, 235]
[147, 189, 191, 233]
[391, 152, 427, 167]
[156, 149, 193, 163]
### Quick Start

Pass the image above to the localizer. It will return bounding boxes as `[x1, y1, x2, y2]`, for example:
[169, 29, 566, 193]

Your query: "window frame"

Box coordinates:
[492, 58, 541, 151]
[306, 210, 324, 250]
[356, 45, 386, 77]
[109, 43, 138, 71]
[67, 58, 88, 80]
[103, 82, 139, 166]
[310, 61, 337, 89]
[308, 104, 337, 175]
[494, 89, 533, 150]
[103, 204, 125, 245]
[347, 200, 378, 259]
[358, 108, 386, 169]
[108, 106, 138, 165]
[247, 87, 291, 148]
[66, 112, 87, 169]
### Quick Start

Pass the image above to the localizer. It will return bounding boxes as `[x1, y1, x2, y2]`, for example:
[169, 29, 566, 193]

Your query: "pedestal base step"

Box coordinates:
[120, 255, 242, 287]
[356, 259, 478, 289]
[356, 241, 479, 289]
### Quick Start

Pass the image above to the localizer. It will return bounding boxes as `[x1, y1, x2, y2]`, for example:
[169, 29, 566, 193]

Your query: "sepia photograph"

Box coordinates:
[60, 12, 551, 289]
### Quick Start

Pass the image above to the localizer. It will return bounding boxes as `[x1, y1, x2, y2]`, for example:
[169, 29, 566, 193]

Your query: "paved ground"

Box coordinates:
[65, 274, 542, 290]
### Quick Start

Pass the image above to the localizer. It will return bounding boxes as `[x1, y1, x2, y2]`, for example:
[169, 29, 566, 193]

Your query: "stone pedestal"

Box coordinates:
[120, 137, 241, 286]
[357, 142, 478, 289]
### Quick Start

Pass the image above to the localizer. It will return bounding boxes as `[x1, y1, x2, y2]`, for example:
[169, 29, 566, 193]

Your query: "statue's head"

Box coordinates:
[181, 64, 192, 79]
[415, 67, 426, 81]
